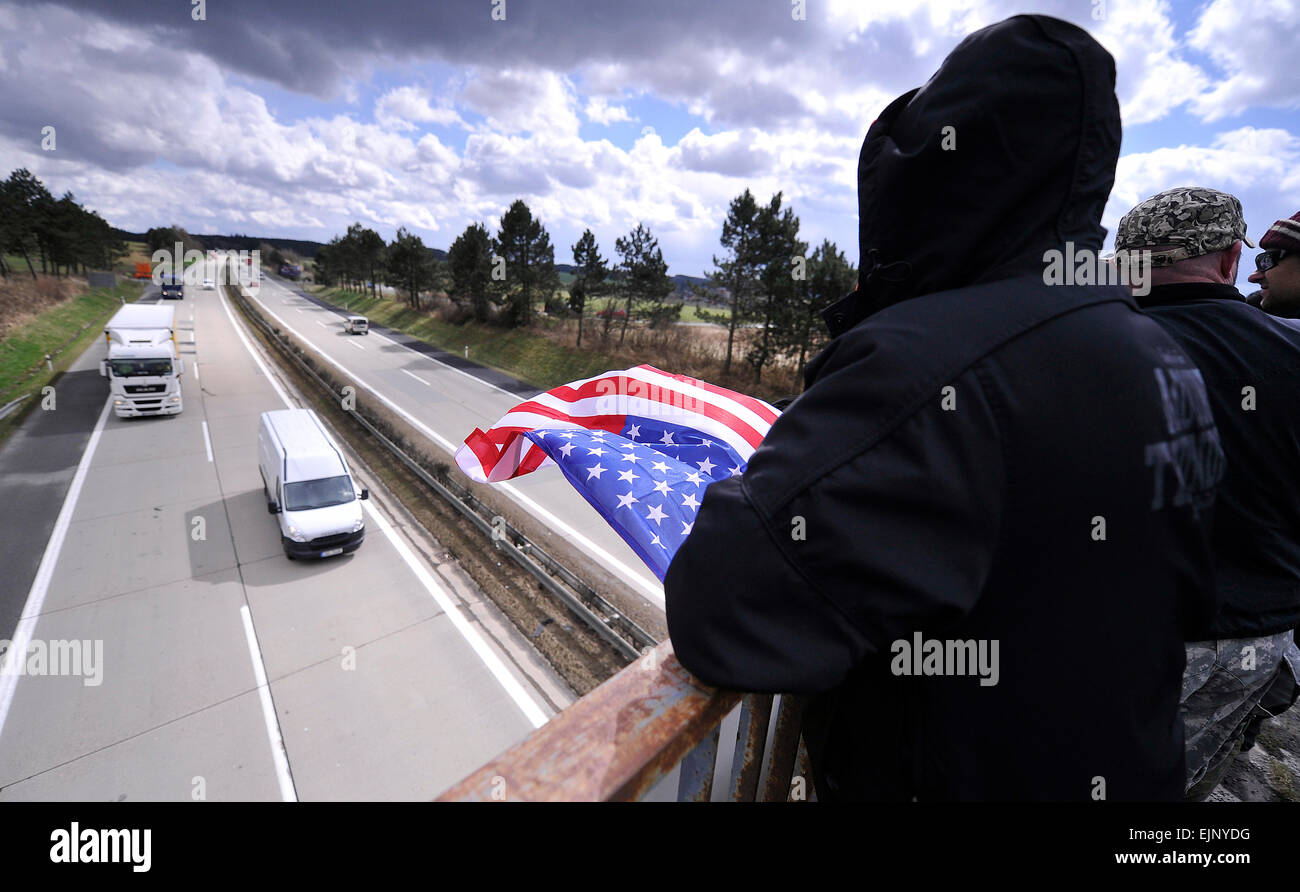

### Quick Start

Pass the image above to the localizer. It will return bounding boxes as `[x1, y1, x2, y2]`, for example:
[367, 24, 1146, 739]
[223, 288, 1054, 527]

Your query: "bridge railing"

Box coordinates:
[437, 639, 814, 802]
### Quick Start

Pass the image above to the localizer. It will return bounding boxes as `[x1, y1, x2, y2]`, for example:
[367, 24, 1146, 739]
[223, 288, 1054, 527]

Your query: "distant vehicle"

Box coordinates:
[279, 262, 302, 280]
[258, 271, 266, 280]
[596, 308, 627, 319]
[202, 277, 215, 290]
[258, 408, 368, 560]
[160, 277, 183, 299]
[345, 316, 369, 335]
[100, 304, 183, 418]
[133, 262, 152, 279]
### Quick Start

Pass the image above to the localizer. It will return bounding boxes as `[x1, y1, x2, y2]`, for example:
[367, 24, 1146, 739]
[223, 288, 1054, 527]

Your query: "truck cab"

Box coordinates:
[101, 304, 183, 417]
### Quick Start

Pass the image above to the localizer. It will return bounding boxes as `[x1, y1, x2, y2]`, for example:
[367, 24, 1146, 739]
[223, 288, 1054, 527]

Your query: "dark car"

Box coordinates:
[160, 278, 183, 300]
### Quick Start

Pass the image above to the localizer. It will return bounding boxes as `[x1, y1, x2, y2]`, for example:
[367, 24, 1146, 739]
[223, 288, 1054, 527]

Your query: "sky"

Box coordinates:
[0, 0, 1296, 278]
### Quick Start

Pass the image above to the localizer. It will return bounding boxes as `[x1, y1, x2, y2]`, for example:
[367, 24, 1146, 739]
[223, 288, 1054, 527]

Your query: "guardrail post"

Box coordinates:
[759, 694, 807, 802]
[676, 723, 720, 802]
[728, 694, 773, 802]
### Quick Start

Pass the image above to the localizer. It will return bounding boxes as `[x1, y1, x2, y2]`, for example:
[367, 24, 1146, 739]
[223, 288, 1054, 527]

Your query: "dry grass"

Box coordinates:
[0, 273, 83, 341]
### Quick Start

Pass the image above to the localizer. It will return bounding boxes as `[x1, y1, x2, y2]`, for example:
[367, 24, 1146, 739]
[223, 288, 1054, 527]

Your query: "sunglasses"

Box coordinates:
[1256, 250, 1289, 273]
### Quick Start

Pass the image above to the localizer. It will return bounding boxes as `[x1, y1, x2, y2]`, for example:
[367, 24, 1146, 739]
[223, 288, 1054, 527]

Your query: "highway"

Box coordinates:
[242, 275, 667, 609]
[0, 279, 571, 801]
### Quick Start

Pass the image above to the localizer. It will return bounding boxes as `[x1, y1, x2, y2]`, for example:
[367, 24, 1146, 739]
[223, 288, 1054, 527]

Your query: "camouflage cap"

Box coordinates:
[1116, 187, 1256, 266]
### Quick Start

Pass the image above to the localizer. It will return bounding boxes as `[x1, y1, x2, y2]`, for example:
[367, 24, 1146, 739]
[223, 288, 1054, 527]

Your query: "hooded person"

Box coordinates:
[662, 14, 1224, 801]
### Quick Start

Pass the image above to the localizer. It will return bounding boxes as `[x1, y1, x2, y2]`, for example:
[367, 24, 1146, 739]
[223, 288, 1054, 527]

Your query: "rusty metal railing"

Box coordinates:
[438, 639, 815, 802]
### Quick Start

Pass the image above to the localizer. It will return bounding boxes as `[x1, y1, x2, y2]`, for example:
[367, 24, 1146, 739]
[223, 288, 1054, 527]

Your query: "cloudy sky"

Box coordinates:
[1, 0, 1297, 278]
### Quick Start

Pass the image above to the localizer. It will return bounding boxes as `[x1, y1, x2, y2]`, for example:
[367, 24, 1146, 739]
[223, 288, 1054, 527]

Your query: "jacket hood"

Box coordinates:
[823, 14, 1122, 338]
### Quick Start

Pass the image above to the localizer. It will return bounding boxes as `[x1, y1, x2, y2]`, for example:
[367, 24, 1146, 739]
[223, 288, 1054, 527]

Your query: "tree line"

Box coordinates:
[0, 168, 127, 280]
[298, 189, 857, 385]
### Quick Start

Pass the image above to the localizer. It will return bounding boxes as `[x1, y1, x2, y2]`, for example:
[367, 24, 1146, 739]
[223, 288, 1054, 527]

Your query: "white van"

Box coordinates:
[345, 315, 369, 335]
[258, 408, 368, 559]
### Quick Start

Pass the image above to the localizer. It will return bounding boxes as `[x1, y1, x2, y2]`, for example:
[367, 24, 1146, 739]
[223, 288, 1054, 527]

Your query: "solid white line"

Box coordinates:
[240, 605, 298, 801]
[0, 398, 113, 741]
[216, 281, 294, 407]
[361, 500, 547, 727]
[401, 369, 429, 386]
[223, 277, 550, 728]
[201, 421, 214, 462]
[243, 292, 665, 606]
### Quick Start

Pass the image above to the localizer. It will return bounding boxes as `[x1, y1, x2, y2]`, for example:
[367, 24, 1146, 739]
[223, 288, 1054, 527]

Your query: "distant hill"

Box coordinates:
[112, 228, 331, 259]
[552, 263, 709, 296]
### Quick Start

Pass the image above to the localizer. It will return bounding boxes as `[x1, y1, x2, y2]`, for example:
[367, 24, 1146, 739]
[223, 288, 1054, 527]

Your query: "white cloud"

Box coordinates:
[374, 85, 466, 131]
[584, 97, 635, 125]
[1187, 0, 1300, 121]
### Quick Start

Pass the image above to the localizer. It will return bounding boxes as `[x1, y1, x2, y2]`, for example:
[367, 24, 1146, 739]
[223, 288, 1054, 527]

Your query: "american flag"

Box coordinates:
[455, 365, 780, 579]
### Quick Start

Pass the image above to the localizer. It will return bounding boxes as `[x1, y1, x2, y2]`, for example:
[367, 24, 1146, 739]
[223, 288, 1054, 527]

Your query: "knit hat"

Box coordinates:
[1259, 212, 1300, 254]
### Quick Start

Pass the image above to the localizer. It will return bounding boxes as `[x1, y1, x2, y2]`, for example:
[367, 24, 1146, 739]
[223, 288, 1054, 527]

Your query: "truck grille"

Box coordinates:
[125, 384, 166, 394]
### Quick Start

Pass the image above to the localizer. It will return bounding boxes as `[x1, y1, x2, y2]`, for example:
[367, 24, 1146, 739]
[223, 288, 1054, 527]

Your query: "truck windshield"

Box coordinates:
[110, 359, 173, 377]
[282, 476, 355, 512]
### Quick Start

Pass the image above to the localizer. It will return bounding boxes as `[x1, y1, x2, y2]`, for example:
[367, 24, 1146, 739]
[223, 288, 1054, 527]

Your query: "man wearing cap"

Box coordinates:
[1117, 187, 1300, 800]
[1247, 212, 1300, 318]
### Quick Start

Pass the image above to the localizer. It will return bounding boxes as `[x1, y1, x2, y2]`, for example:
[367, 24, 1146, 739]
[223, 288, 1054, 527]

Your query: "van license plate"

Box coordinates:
[320, 548, 343, 557]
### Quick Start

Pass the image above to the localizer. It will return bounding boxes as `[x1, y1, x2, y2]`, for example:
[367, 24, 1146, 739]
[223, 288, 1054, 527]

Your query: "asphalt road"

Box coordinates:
[244, 276, 667, 609]
[0, 281, 571, 801]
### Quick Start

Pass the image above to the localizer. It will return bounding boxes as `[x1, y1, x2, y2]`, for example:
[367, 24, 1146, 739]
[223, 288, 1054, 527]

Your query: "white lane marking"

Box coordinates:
[347, 340, 364, 351]
[201, 421, 214, 462]
[193, 361, 200, 382]
[361, 500, 547, 727]
[217, 281, 293, 407]
[368, 332, 395, 346]
[401, 369, 429, 387]
[224, 278, 550, 727]
[315, 320, 329, 329]
[0, 398, 112, 741]
[267, 278, 517, 400]
[242, 292, 665, 606]
[240, 605, 298, 801]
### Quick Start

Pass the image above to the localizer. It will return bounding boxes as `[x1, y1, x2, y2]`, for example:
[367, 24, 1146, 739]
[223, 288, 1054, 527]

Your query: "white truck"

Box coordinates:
[100, 304, 184, 418]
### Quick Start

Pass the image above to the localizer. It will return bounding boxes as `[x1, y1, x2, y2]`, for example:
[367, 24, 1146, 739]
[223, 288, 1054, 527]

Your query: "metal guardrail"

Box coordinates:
[438, 639, 814, 801]
[224, 274, 655, 662]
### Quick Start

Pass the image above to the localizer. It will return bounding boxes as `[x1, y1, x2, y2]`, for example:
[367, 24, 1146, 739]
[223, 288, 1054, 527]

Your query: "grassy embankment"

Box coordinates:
[307, 285, 633, 390]
[303, 282, 743, 393]
[0, 276, 145, 445]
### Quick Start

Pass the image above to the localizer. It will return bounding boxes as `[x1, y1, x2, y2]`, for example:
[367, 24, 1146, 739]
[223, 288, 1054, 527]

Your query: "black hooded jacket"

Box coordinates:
[663, 15, 1223, 800]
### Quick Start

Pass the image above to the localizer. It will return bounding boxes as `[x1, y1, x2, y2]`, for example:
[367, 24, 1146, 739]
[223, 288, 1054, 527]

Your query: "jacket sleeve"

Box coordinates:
[664, 364, 1005, 694]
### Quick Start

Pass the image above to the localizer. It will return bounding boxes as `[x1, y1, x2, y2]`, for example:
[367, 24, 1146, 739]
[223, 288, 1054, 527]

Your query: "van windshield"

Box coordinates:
[283, 475, 355, 511]
[110, 359, 173, 377]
